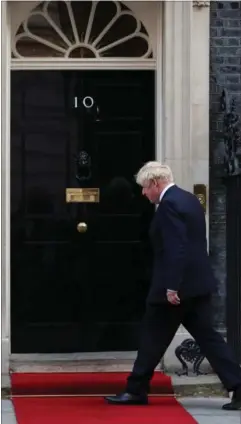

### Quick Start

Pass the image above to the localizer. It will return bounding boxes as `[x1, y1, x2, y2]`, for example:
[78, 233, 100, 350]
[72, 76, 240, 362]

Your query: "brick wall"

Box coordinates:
[210, 1, 241, 328]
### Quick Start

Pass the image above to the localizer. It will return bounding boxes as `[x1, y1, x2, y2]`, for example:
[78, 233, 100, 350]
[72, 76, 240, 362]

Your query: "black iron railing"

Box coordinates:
[225, 175, 241, 362]
[220, 89, 241, 363]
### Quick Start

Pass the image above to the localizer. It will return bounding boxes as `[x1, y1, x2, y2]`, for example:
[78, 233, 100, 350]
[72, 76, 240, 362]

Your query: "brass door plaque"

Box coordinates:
[66, 188, 100, 203]
[193, 184, 206, 213]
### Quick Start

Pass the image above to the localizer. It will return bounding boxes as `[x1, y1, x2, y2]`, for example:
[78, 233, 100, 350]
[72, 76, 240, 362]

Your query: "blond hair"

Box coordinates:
[135, 161, 174, 186]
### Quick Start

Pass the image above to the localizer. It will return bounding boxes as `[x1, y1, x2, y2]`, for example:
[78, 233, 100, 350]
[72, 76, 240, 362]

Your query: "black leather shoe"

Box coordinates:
[104, 392, 148, 405]
[222, 386, 241, 410]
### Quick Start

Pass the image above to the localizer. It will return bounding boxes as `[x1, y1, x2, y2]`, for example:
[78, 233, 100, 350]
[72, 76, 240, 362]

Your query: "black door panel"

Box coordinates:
[11, 70, 155, 353]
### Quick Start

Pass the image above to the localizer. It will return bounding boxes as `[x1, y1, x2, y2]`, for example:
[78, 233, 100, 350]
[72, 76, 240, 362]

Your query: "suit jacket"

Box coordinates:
[147, 185, 217, 304]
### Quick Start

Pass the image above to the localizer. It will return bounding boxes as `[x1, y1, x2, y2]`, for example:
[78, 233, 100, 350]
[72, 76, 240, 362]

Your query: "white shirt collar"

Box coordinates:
[159, 183, 175, 203]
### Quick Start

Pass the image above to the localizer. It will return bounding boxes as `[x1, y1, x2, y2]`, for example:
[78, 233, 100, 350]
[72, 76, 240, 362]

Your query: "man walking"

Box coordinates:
[105, 161, 241, 410]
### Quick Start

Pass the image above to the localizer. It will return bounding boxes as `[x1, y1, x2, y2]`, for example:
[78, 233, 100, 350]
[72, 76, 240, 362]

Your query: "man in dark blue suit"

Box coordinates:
[105, 161, 241, 410]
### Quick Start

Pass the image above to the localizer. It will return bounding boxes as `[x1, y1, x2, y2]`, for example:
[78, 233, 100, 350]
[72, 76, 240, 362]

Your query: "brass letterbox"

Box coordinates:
[66, 188, 100, 203]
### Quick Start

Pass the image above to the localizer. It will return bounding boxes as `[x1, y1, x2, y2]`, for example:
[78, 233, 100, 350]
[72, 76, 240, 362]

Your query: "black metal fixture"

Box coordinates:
[75, 150, 92, 183]
[175, 339, 206, 376]
[219, 89, 241, 363]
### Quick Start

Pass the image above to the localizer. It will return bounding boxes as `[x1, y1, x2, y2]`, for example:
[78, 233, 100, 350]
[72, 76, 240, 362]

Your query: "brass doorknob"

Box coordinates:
[77, 222, 87, 233]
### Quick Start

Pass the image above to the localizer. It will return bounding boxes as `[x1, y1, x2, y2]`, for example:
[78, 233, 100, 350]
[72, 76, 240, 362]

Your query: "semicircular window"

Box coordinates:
[13, 1, 153, 59]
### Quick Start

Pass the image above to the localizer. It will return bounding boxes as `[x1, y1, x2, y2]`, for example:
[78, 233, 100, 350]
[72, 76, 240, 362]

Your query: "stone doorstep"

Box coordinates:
[8, 357, 213, 376]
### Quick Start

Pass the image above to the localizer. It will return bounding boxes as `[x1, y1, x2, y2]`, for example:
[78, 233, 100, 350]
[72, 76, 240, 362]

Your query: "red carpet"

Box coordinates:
[11, 372, 173, 395]
[11, 372, 197, 424]
[12, 396, 197, 424]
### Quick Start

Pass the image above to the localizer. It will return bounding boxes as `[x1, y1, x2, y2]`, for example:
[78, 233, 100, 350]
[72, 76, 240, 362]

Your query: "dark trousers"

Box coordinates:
[126, 295, 241, 394]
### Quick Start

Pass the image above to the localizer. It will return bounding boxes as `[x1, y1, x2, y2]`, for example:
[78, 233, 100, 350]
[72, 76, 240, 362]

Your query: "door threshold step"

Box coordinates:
[10, 360, 135, 373]
[10, 352, 162, 374]
[11, 352, 138, 362]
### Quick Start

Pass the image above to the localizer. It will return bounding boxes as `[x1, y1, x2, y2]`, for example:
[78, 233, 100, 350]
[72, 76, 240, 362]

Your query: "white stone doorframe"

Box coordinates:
[1, 0, 11, 375]
[1, 1, 210, 375]
[163, 1, 210, 372]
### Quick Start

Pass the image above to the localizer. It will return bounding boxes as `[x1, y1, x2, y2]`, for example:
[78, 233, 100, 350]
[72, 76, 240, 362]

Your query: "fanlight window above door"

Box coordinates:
[12, 1, 153, 59]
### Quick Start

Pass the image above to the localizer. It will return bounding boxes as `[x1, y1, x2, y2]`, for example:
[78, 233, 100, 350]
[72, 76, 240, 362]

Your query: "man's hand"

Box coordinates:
[166, 290, 180, 305]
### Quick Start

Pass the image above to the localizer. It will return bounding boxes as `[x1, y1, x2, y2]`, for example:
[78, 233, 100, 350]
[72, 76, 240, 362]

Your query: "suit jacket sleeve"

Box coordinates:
[160, 200, 188, 291]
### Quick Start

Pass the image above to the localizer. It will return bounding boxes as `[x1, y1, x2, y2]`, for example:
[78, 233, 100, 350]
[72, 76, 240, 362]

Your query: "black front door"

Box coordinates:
[11, 70, 155, 353]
